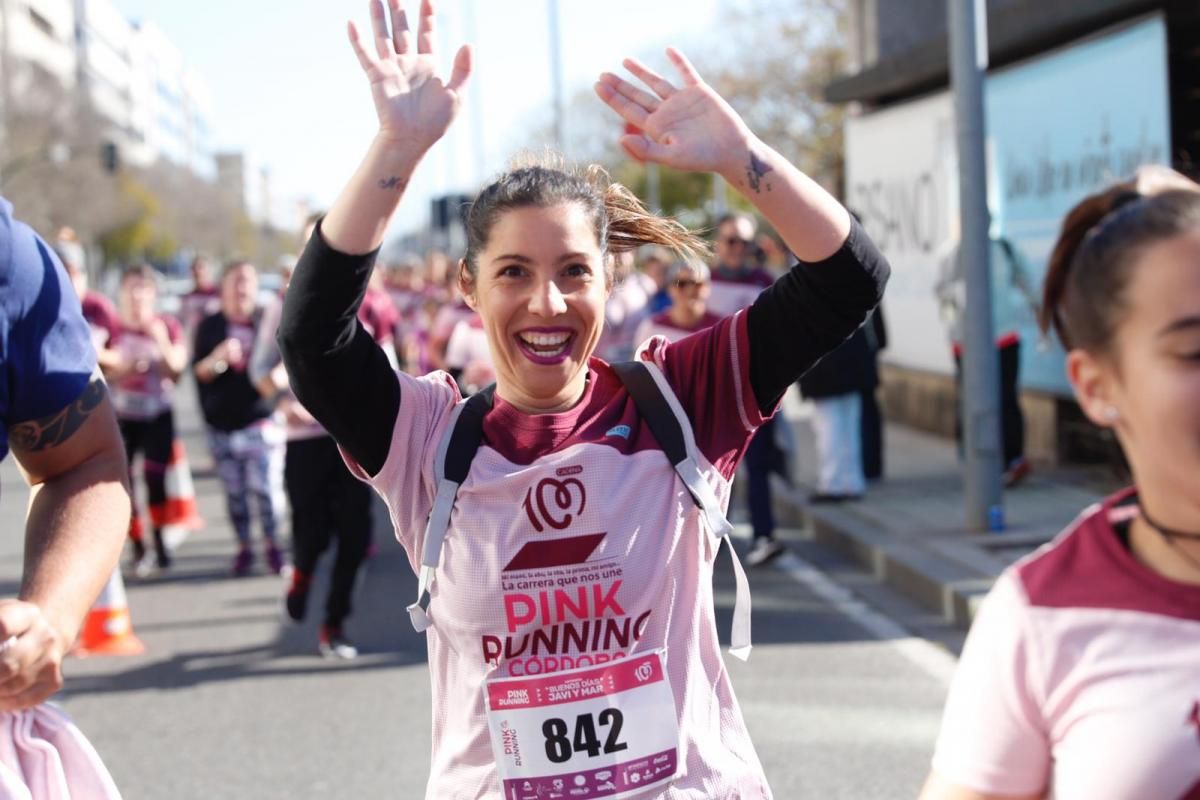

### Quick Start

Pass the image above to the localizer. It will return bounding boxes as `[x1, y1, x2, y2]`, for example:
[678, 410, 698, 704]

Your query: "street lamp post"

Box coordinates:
[948, 0, 1004, 531]
[547, 0, 565, 153]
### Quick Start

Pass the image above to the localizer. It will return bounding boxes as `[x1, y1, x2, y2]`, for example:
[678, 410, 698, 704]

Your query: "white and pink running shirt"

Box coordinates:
[352, 311, 773, 799]
[706, 268, 774, 319]
[633, 311, 724, 349]
[932, 489, 1200, 800]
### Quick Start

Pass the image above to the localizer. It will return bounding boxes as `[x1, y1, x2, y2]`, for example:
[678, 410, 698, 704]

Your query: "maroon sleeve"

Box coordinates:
[637, 310, 764, 480]
[83, 294, 121, 344]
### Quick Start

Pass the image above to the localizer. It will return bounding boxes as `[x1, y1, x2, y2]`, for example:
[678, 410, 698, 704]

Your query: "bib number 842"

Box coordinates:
[542, 709, 628, 764]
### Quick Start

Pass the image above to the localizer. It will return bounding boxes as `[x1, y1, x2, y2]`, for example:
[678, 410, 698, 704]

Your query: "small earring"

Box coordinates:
[1104, 406, 1120, 423]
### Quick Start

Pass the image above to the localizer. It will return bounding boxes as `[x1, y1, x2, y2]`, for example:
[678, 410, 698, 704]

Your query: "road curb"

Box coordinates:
[771, 477, 996, 629]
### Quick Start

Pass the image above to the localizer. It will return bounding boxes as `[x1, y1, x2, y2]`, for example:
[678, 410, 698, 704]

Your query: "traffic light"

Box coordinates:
[431, 196, 450, 230]
[431, 193, 473, 230]
[101, 141, 119, 173]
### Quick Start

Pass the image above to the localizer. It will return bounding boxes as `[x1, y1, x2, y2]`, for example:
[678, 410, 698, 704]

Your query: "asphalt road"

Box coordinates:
[0, 384, 956, 799]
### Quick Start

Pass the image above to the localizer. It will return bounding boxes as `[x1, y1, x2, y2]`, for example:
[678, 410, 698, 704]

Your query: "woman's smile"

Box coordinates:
[515, 327, 577, 364]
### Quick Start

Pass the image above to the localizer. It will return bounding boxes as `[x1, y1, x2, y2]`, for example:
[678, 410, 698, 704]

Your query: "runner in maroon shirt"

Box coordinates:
[278, 3, 888, 796]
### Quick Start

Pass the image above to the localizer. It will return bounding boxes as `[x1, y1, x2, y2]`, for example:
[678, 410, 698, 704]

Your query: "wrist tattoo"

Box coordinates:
[9, 376, 106, 453]
[746, 151, 774, 194]
[378, 176, 408, 191]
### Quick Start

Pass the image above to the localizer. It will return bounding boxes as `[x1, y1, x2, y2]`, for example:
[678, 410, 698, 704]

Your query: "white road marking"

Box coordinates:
[773, 550, 959, 686]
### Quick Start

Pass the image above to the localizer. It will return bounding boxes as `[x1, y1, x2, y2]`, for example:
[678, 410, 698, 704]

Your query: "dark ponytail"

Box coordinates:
[1040, 168, 1200, 352]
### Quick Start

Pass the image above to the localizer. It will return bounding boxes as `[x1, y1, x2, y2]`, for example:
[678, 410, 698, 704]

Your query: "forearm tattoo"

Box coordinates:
[746, 151, 774, 194]
[8, 377, 106, 453]
[378, 176, 408, 191]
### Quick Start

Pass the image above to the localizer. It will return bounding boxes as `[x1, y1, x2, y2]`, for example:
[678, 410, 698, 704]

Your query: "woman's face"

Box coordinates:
[221, 264, 258, 322]
[1070, 229, 1200, 506]
[119, 274, 156, 328]
[464, 203, 608, 413]
[715, 217, 754, 268]
[667, 267, 710, 322]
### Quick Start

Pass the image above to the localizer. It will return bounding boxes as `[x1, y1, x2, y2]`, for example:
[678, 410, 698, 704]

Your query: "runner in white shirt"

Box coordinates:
[278, 4, 888, 797]
[445, 313, 496, 394]
[921, 166, 1200, 800]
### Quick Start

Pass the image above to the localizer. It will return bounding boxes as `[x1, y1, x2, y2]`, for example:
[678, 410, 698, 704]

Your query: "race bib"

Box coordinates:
[112, 391, 164, 421]
[485, 650, 679, 799]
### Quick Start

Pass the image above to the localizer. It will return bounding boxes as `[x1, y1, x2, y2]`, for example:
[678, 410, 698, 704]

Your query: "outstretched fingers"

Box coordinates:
[621, 57, 677, 100]
[368, 0, 393, 60]
[387, 0, 412, 54]
[447, 44, 472, 92]
[347, 21, 379, 73]
[417, 0, 436, 55]
[594, 80, 650, 130]
[619, 134, 670, 165]
[598, 72, 660, 115]
[666, 47, 703, 86]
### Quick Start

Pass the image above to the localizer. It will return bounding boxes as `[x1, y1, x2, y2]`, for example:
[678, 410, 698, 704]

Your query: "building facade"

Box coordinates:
[0, 0, 77, 93]
[830, 0, 1200, 462]
[0, 0, 215, 178]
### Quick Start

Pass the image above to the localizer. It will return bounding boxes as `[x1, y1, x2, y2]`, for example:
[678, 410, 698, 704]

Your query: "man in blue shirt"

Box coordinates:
[0, 196, 130, 709]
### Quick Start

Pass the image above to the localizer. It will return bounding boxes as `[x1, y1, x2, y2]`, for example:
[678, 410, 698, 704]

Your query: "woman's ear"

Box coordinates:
[458, 259, 477, 311]
[1066, 348, 1119, 428]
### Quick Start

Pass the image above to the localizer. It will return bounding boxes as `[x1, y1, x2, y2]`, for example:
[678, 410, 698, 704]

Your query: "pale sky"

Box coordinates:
[109, 0, 721, 237]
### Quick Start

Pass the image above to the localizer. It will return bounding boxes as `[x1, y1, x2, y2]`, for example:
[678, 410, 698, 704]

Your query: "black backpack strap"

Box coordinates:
[440, 384, 496, 483]
[610, 360, 728, 527]
[407, 384, 496, 632]
[610, 361, 688, 467]
[611, 359, 752, 659]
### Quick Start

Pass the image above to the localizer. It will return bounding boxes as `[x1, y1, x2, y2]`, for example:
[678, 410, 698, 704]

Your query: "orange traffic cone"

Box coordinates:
[153, 439, 204, 551]
[73, 569, 145, 657]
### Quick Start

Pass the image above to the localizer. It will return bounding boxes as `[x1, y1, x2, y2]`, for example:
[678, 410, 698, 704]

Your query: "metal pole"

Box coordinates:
[547, 0, 565, 152]
[712, 174, 727, 217]
[949, 0, 1003, 531]
[462, 0, 485, 185]
[646, 162, 661, 213]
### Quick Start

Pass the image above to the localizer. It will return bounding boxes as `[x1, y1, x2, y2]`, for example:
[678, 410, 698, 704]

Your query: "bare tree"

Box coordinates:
[0, 65, 125, 244]
[2, 64, 289, 275]
[699, 0, 850, 196]
[510, 0, 850, 218]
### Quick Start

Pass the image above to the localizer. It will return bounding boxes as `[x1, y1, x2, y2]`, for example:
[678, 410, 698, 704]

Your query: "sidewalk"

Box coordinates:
[769, 393, 1123, 628]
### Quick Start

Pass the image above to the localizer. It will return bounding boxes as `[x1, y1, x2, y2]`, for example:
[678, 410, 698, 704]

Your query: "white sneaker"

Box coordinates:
[134, 553, 156, 579]
[746, 539, 786, 567]
[318, 627, 358, 660]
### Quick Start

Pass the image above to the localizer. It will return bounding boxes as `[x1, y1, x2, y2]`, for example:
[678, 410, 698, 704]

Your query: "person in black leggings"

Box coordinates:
[251, 262, 372, 659]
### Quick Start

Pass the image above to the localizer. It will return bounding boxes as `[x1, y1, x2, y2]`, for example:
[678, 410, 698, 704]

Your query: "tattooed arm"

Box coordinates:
[592, 48, 888, 410]
[594, 47, 851, 262]
[2, 374, 130, 710]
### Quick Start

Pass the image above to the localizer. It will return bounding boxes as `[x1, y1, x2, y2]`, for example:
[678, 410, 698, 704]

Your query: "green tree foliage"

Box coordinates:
[698, 0, 850, 198]
[518, 0, 850, 224]
[98, 178, 161, 264]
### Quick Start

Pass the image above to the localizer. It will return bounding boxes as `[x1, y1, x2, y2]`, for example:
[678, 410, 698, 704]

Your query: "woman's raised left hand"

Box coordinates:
[595, 48, 752, 176]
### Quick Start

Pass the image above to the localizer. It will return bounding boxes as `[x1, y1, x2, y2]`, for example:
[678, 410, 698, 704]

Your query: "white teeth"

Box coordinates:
[520, 332, 570, 347]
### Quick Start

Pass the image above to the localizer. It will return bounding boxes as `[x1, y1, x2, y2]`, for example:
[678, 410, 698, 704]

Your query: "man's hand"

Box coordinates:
[0, 600, 67, 711]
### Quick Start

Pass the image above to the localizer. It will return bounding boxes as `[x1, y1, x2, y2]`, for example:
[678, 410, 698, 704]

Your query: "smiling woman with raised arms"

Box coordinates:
[277, 2, 889, 797]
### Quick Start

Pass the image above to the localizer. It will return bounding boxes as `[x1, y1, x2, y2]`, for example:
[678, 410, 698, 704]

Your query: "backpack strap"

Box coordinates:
[406, 384, 496, 633]
[611, 360, 752, 661]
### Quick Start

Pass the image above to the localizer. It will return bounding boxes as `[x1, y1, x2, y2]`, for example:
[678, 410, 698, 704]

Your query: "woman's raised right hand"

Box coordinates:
[348, 0, 471, 152]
